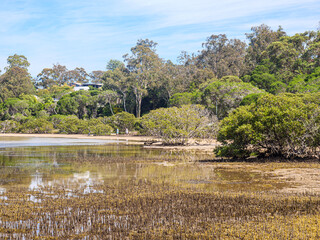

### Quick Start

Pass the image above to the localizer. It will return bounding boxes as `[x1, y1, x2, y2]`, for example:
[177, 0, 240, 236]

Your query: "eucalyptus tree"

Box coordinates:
[6, 54, 30, 70]
[37, 64, 68, 87]
[98, 90, 118, 116]
[90, 70, 105, 83]
[102, 60, 130, 112]
[245, 24, 286, 72]
[201, 76, 263, 119]
[123, 39, 163, 117]
[0, 55, 34, 102]
[65, 67, 89, 84]
[197, 34, 246, 78]
[106, 59, 125, 71]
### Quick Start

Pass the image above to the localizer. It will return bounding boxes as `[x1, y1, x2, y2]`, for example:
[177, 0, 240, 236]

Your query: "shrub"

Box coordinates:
[21, 118, 54, 134]
[169, 92, 200, 107]
[140, 105, 217, 145]
[107, 112, 136, 133]
[216, 93, 320, 159]
[0, 120, 20, 133]
[90, 124, 113, 136]
[57, 115, 81, 134]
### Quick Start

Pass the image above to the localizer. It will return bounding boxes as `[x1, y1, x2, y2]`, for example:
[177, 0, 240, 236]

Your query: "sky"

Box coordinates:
[0, 0, 319, 77]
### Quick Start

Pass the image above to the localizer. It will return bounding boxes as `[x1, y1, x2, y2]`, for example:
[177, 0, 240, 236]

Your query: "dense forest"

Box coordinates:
[1, 24, 320, 158]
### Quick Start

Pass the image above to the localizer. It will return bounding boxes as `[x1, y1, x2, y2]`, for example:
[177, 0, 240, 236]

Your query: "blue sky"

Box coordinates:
[0, 0, 319, 77]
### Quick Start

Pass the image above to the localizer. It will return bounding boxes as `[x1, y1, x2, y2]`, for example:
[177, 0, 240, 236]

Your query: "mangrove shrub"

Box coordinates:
[140, 104, 217, 145]
[216, 94, 320, 158]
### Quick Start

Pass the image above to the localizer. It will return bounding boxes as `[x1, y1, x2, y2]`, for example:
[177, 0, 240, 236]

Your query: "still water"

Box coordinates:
[0, 136, 287, 193]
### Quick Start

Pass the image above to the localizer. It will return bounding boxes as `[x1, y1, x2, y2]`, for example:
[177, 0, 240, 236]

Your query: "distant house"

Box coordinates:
[73, 83, 103, 91]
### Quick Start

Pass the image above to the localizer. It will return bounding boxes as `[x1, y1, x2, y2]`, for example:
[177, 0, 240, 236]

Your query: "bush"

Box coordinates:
[21, 118, 54, 134]
[140, 105, 217, 145]
[90, 123, 113, 136]
[107, 112, 136, 133]
[216, 94, 320, 159]
[0, 120, 20, 133]
[57, 115, 81, 134]
[169, 92, 200, 107]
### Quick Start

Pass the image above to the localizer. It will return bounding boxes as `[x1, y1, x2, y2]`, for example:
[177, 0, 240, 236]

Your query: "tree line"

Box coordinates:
[1, 24, 320, 158]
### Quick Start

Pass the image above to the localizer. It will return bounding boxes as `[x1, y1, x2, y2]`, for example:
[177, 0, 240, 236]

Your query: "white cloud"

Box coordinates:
[0, 0, 319, 76]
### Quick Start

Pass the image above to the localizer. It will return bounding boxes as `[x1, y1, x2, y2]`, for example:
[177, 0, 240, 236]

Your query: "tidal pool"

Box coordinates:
[0, 136, 289, 193]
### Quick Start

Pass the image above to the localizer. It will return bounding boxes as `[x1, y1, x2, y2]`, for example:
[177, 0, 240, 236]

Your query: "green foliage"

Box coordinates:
[123, 39, 162, 117]
[202, 77, 263, 119]
[57, 115, 82, 134]
[0, 120, 20, 133]
[0, 67, 34, 102]
[169, 92, 200, 107]
[245, 30, 320, 93]
[106, 59, 125, 71]
[197, 34, 247, 78]
[88, 119, 113, 136]
[140, 105, 217, 145]
[245, 24, 285, 72]
[216, 93, 320, 158]
[287, 67, 320, 93]
[4, 98, 30, 116]
[6, 54, 30, 69]
[21, 118, 54, 134]
[57, 95, 79, 116]
[107, 112, 136, 133]
[54, 115, 112, 135]
[240, 93, 267, 106]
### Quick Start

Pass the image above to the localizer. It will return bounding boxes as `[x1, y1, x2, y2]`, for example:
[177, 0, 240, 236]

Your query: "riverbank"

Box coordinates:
[0, 133, 219, 152]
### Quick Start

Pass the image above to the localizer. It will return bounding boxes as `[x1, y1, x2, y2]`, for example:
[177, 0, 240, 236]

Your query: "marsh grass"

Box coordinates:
[0, 178, 320, 239]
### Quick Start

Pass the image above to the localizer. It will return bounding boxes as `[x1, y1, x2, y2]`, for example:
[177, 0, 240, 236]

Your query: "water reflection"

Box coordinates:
[0, 137, 289, 193]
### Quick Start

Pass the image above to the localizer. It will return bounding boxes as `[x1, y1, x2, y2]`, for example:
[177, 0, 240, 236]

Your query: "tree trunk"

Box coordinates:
[123, 94, 127, 112]
[109, 102, 114, 115]
[135, 94, 142, 118]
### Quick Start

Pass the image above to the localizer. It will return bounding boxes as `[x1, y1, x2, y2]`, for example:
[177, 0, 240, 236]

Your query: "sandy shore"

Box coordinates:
[0, 133, 219, 152]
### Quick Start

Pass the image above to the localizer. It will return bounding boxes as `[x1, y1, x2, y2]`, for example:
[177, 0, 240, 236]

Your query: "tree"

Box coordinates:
[245, 62, 279, 93]
[262, 31, 318, 83]
[102, 66, 130, 112]
[0, 67, 34, 102]
[21, 118, 54, 134]
[245, 24, 286, 71]
[216, 93, 320, 159]
[106, 59, 125, 71]
[123, 39, 162, 117]
[0, 120, 20, 133]
[140, 105, 218, 145]
[6, 54, 30, 70]
[98, 90, 118, 116]
[197, 34, 246, 78]
[106, 112, 136, 133]
[90, 70, 105, 83]
[169, 92, 200, 107]
[65, 67, 89, 84]
[37, 68, 56, 88]
[57, 95, 79, 116]
[201, 76, 263, 119]
[158, 59, 214, 103]
[37, 64, 68, 87]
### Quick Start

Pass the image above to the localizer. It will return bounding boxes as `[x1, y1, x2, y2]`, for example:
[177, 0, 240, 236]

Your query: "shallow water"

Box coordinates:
[0, 136, 289, 193]
[0, 136, 120, 148]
